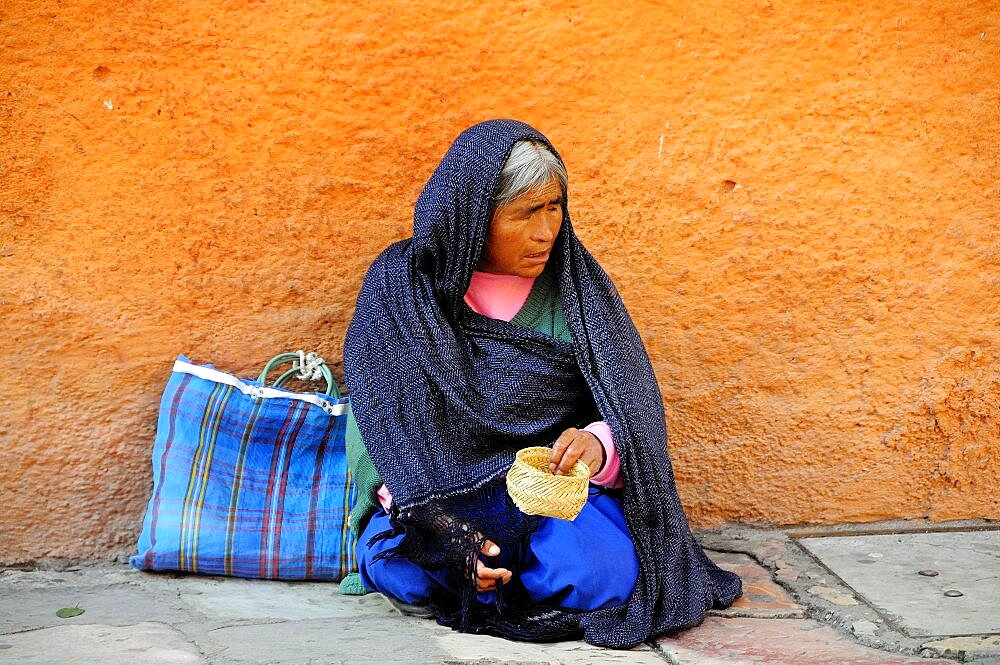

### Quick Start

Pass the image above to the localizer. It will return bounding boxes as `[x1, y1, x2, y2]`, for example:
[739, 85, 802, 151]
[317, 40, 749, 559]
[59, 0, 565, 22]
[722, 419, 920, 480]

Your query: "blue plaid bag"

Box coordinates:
[131, 353, 357, 580]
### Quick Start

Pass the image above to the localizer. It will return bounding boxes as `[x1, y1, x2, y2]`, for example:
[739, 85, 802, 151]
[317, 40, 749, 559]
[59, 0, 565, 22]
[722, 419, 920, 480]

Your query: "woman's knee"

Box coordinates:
[356, 513, 438, 604]
[522, 500, 639, 610]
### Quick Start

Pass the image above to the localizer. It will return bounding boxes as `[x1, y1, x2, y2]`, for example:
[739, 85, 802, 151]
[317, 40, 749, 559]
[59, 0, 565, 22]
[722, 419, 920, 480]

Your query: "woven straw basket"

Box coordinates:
[506, 446, 590, 521]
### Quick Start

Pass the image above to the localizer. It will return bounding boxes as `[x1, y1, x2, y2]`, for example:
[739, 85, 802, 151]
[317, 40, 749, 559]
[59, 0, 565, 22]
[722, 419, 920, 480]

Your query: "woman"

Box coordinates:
[343, 119, 741, 647]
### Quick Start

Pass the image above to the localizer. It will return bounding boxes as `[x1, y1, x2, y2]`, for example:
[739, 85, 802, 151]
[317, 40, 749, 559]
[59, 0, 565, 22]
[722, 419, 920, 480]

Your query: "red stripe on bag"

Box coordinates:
[144, 373, 194, 569]
[224, 397, 264, 576]
[304, 414, 337, 578]
[259, 401, 303, 578]
[180, 382, 224, 571]
[270, 402, 309, 577]
[188, 385, 234, 573]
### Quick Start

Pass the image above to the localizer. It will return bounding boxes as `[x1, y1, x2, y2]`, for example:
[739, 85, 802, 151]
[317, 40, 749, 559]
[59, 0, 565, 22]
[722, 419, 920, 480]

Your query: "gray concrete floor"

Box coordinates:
[2, 523, 998, 664]
[799, 530, 1000, 637]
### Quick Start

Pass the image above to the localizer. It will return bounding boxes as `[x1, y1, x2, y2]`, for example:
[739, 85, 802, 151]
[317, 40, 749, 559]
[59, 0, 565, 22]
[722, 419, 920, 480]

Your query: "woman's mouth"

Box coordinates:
[524, 250, 550, 264]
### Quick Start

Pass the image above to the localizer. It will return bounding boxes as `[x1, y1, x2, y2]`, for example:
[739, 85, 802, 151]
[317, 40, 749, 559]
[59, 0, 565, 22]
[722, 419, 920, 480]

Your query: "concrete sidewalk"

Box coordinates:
[2, 524, 997, 664]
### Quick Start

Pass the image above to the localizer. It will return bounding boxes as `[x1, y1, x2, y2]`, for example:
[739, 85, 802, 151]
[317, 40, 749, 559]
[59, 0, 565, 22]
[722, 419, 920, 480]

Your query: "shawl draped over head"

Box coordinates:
[344, 119, 741, 647]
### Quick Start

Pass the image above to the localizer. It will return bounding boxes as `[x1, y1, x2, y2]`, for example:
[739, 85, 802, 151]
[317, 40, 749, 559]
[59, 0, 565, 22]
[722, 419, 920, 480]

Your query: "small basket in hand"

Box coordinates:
[506, 446, 590, 521]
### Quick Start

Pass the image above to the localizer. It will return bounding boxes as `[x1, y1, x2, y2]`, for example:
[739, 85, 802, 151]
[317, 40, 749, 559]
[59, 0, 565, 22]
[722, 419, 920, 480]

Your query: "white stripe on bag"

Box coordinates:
[172, 359, 348, 417]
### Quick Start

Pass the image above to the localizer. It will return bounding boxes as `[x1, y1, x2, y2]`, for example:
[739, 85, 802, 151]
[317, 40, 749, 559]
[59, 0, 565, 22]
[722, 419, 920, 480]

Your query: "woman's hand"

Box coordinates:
[549, 427, 604, 478]
[475, 539, 512, 592]
[423, 510, 511, 593]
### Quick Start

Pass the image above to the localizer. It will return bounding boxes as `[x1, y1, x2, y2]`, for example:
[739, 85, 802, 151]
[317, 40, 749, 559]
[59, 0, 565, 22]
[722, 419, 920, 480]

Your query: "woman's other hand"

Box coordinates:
[549, 428, 604, 478]
[475, 539, 512, 592]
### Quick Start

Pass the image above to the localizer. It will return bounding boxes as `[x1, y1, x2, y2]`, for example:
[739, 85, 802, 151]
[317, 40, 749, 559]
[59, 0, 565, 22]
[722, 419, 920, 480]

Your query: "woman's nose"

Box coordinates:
[531, 211, 560, 242]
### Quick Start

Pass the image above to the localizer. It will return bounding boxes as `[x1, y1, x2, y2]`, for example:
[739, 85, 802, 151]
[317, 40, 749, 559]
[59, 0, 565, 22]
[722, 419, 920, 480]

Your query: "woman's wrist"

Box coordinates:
[582, 421, 623, 488]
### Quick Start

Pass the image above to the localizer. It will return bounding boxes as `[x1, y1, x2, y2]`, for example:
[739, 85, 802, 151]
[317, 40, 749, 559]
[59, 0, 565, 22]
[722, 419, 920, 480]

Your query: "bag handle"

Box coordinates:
[258, 351, 341, 399]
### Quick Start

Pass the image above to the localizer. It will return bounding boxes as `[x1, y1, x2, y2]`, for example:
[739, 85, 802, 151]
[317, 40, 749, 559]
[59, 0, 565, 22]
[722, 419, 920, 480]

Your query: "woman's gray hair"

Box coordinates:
[492, 140, 568, 210]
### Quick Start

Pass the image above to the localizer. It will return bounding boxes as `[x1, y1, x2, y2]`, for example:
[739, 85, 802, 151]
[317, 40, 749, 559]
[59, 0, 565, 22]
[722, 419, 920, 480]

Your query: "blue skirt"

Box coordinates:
[356, 488, 638, 611]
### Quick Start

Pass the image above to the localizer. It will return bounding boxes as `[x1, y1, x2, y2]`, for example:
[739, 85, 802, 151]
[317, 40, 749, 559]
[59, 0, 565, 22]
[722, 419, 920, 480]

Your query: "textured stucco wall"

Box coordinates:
[1, 1, 997, 564]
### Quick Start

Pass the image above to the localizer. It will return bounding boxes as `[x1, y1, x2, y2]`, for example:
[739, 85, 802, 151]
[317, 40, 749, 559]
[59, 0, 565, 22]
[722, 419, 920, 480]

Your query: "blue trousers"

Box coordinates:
[357, 488, 638, 611]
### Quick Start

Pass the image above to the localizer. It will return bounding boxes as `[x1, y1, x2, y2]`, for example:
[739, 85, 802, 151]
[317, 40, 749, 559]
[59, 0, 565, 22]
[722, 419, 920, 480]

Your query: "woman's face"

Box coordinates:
[478, 177, 563, 278]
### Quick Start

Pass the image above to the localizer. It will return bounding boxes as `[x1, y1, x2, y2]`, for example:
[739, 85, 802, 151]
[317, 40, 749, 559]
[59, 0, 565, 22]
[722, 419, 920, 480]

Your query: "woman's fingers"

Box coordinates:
[549, 428, 582, 473]
[438, 522, 510, 592]
[475, 558, 512, 592]
[475, 538, 507, 591]
[549, 428, 603, 477]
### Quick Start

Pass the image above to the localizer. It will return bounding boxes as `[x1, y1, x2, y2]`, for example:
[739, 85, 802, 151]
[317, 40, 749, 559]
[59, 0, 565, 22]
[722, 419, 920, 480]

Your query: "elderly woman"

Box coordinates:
[343, 119, 740, 647]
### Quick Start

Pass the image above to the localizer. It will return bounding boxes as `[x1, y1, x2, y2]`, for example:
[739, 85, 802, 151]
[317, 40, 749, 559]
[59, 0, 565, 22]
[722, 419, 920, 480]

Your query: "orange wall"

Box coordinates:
[1, 1, 997, 564]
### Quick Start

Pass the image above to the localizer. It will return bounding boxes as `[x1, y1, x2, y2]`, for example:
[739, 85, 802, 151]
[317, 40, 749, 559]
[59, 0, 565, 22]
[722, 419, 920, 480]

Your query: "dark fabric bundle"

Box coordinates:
[343, 119, 741, 647]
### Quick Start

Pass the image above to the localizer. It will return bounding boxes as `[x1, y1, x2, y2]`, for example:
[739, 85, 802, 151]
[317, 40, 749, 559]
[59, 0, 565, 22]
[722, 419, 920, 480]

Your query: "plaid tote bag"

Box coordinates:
[131, 354, 356, 580]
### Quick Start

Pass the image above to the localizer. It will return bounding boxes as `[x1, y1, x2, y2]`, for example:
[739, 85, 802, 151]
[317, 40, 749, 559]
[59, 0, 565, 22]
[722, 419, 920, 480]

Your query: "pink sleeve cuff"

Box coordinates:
[377, 484, 393, 513]
[583, 421, 624, 488]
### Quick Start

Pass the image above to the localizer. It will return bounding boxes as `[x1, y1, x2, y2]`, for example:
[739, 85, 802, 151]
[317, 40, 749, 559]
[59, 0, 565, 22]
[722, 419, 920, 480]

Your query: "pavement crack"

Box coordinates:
[646, 639, 683, 665]
[1, 625, 64, 636]
[206, 618, 289, 632]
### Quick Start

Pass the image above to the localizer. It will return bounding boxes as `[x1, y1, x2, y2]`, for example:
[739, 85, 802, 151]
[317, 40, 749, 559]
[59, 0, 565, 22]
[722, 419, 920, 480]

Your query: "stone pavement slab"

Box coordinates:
[702, 526, 1000, 662]
[799, 531, 1000, 637]
[202, 616, 666, 665]
[920, 636, 1000, 663]
[0, 583, 197, 635]
[0, 622, 203, 665]
[656, 616, 956, 665]
[170, 574, 390, 621]
[431, 627, 665, 664]
[707, 551, 806, 618]
[0, 565, 666, 664]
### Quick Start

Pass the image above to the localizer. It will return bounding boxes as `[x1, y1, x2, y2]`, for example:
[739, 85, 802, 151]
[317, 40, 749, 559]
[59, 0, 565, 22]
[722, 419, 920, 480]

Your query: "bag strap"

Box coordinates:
[172, 358, 347, 416]
[259, 351, 341, 399]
